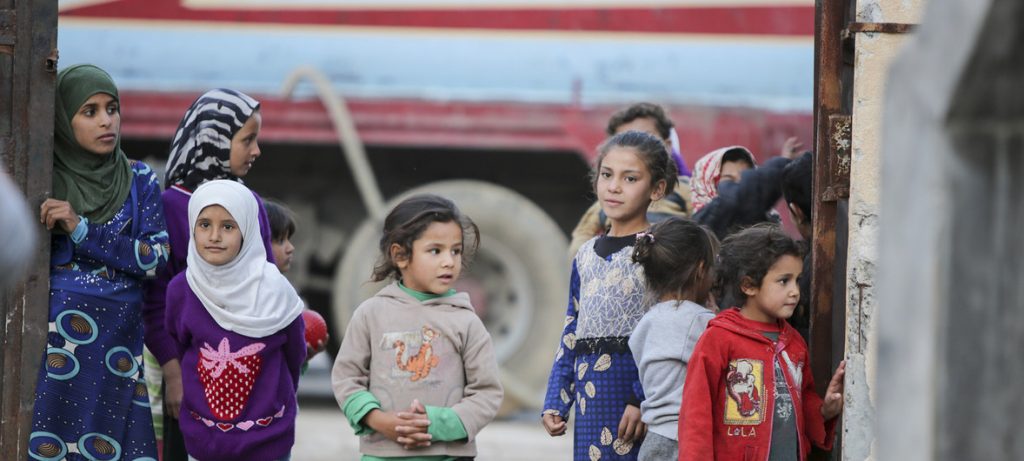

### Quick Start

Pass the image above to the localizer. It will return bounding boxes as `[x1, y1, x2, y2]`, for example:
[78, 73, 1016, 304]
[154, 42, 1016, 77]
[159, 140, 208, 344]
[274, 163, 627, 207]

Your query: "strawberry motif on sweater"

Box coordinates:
[198, 338, 266, 421]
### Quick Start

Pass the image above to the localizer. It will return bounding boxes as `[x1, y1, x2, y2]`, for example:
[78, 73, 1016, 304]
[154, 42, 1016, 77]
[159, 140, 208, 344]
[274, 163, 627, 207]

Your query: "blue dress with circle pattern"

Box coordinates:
[29, 161, 169, 461]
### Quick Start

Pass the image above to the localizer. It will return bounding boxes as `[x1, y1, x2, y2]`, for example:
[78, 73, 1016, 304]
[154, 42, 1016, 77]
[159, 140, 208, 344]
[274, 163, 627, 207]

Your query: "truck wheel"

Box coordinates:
[332, 180, 569, 410]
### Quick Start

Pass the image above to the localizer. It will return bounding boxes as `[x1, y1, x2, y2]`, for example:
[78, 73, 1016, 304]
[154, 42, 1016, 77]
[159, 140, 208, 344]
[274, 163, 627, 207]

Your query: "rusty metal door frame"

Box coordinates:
[811, 0, 856, 458]
[0, 0, 57, 457]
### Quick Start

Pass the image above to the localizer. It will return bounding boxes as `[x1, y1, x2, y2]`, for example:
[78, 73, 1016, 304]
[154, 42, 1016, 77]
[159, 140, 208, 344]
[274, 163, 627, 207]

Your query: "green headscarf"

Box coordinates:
[52, 64, 132, 225]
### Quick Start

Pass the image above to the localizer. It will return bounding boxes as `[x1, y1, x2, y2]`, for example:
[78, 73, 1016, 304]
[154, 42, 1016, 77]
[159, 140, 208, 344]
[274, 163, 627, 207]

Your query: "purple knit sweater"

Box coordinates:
[166, 273, 305, 461]
[143, 185, 275, 365]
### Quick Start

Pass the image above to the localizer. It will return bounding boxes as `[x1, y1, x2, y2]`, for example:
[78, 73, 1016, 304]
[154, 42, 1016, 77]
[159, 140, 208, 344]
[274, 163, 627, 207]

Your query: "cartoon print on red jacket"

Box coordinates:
[198, 338, 266, 421]
[724, 359, 764, 424]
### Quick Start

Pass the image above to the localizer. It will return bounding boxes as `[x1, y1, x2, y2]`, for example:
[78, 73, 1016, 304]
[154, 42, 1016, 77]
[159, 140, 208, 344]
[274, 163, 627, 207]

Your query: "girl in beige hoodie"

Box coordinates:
[333, 194, 503, 460]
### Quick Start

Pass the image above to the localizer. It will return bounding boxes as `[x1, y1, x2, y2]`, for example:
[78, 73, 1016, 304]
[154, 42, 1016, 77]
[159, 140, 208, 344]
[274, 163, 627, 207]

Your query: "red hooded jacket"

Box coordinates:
[678, 308, 836, 461]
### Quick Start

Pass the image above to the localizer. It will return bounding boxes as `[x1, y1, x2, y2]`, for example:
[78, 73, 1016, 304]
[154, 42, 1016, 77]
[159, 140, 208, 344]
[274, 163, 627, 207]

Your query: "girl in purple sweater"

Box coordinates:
[166, 180, 305, 461]
[143, 88, 276, 460]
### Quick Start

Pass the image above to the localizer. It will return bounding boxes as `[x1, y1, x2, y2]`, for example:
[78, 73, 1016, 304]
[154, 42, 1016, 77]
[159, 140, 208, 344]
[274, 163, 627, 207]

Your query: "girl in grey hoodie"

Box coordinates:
[628, 217, 719, 461]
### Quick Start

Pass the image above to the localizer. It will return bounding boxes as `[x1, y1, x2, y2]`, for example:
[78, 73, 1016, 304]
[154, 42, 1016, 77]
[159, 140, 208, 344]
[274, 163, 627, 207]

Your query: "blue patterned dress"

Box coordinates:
[544, 236, 648, 461]
[29, 161, 169, 461]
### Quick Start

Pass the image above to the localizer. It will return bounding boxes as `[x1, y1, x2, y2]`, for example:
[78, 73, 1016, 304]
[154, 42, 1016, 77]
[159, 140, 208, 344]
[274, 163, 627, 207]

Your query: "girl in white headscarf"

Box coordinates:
[165, 180, 304, 461]
[143, 89, 276, 461]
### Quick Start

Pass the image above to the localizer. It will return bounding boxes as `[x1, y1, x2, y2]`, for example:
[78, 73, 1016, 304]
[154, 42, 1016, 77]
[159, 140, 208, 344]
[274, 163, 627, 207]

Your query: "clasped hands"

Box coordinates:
[364, 399, 434, 449]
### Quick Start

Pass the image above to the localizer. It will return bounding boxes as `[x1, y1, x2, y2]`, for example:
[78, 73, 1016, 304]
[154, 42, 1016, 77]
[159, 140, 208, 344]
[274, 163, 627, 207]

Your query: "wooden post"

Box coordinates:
[0, 0, 57, 457]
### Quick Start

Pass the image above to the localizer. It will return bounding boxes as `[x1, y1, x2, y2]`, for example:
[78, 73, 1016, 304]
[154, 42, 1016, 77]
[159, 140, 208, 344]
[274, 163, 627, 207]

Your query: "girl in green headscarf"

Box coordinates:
[29, 64, 169, 461]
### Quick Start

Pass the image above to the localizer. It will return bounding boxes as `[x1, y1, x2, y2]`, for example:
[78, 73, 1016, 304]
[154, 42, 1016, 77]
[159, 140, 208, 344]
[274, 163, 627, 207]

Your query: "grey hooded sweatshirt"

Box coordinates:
[629, 300, 714, 440]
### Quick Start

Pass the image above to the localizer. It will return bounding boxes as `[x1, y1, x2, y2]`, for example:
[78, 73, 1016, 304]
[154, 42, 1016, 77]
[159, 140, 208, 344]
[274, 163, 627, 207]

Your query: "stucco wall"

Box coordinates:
[844, 1, 924, 460]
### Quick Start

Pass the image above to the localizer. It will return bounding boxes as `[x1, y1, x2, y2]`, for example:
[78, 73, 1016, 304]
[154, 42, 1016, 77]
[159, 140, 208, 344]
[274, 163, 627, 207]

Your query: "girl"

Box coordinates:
[165, 180, 305, 461]
[678, 224, 845, 461]
[263, 198, 330, 360]
[628, 217, 718, 461]
[142, 88, 276, 461]
[332, 194, 503, 460]
[263, 199, 297, 274]
[543, 130, 678, 461]
[29, 64, 169, 460]
[691, 138, 801, 240]
[567, 102, 693, 259]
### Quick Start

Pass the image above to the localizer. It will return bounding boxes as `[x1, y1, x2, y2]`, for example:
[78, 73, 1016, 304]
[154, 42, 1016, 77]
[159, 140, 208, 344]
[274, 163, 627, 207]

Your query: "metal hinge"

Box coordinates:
[822, 114, 851, 202]
[847, 22, 916, 34]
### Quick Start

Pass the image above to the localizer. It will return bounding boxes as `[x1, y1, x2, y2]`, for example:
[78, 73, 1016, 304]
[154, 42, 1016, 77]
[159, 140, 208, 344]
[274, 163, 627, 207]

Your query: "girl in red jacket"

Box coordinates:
[678, 224, 845, 461]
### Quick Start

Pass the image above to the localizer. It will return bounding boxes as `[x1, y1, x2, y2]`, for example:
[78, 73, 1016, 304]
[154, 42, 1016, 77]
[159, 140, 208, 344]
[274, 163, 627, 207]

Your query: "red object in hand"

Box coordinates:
[301, 309, 328, 349]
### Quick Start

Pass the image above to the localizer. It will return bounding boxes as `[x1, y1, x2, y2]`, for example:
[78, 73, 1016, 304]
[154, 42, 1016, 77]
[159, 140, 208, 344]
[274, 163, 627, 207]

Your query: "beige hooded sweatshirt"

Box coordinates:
[332, 282, 503, 458]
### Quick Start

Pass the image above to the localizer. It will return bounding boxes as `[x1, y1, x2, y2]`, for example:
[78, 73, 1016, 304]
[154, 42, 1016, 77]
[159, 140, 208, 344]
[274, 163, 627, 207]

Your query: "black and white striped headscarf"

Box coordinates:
[164, 89, 260, 190]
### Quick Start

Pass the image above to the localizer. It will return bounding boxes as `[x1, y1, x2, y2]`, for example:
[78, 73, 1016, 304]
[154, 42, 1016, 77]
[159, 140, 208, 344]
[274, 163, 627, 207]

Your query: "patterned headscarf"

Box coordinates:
[690, 146, 756, 212]
[53, 64, 133, 224]
[164, 89, 260, 190]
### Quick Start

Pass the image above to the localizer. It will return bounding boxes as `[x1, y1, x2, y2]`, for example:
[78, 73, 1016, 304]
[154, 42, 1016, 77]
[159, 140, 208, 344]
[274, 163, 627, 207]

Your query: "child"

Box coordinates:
[263, 199, 297, 274]
[781, 152, 814, 341]
[29, 64, 167, 461]
[263, 198, 329, 359]
[332, 194, 503, 460]
[628, 217, 718, 461]
[143, 88, 276, 461]
[678, 224, 845, 461]
[165, 180, 306, 461]
[691, 138, 802, 240]
[543, 130, 678, 461]
[568, 102, 694, 258]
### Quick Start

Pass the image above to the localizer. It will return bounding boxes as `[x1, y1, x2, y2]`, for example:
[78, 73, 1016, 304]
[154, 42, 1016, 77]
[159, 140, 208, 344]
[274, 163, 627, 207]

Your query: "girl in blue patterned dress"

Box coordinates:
[29, 64, 169, 461]
[543, 131, 679, 461]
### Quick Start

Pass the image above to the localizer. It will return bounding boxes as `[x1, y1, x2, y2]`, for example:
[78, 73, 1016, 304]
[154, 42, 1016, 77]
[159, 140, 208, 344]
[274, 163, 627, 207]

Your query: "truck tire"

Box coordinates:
[332, 180, 569, 410]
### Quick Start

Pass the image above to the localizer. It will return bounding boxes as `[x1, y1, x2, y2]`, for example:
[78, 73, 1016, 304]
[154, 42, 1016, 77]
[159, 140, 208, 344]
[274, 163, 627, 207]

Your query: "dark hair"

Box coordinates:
[606, 102, 674, 140]
[262, 199, 296, 242]
[782, 152, 813, 218]
[632, 217, 719, 305]
[721, 147, 755, 169]
[714, 223, 805, 306]
[371, 194, 480, 282]
[592, 131, 678, 197]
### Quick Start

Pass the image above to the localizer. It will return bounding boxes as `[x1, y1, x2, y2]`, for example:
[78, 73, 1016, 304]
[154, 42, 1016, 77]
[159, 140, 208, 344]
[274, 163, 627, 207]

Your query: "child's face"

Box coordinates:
[393, 221, 463, 295]
[740, 254, 803, 323]
[194, 205, 243, 266]
[71, 93, 121, 156]
[596, 147, 666, 232]
[229, 111, 262, 178]
[719, 159, 752, 184]
[272, 235, 294, 273]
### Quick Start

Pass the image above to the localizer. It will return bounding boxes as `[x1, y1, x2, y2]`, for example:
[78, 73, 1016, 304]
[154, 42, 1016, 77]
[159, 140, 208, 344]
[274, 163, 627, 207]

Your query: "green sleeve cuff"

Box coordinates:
[424, 405, 468, 442]
[342, 390, 382, 436]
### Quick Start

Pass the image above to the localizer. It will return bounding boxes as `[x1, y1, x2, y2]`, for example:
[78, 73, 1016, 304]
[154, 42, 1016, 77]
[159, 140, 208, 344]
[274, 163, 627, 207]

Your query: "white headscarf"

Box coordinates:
[186, 180, 303, 338]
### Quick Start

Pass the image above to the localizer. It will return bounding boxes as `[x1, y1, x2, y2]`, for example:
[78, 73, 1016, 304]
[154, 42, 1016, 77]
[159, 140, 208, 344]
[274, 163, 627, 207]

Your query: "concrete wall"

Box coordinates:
[843, 1, 924, 460]
[878, 0, 1024, 459]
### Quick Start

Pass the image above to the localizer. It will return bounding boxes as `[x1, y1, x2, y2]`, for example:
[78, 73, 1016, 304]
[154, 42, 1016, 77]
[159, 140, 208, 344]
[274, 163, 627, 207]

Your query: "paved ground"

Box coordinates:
[295, 354, 574, 460]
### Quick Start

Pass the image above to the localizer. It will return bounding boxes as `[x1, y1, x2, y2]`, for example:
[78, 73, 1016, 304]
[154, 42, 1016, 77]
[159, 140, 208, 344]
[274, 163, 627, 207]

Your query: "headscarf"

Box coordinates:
[691, 146, 756, 212]
[52, 64, 133, 224]
[185, 180, 303, 338]
[164, 89, 260, 190]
